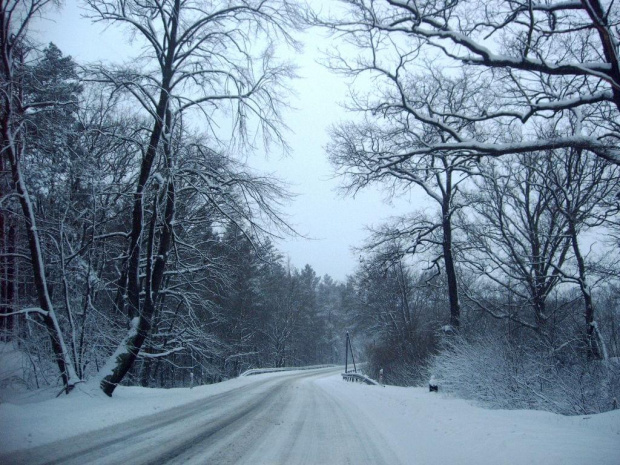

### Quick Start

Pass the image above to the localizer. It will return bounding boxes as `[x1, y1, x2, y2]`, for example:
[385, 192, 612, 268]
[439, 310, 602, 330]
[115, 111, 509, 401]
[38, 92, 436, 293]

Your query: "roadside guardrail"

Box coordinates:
[239, 364, 336, 377]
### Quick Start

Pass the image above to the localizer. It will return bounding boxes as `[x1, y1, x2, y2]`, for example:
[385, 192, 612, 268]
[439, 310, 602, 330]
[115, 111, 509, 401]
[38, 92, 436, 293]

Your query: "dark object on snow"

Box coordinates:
[429, 383, 438, 392]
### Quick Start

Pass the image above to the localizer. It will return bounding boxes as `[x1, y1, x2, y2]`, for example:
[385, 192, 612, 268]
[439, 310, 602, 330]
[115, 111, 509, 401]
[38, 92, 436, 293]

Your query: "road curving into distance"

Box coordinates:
[4, 367, 401, 465]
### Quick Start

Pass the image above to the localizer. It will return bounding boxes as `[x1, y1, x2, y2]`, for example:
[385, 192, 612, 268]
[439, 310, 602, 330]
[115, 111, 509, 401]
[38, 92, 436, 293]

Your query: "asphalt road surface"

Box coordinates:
[4, 367, 401, 465]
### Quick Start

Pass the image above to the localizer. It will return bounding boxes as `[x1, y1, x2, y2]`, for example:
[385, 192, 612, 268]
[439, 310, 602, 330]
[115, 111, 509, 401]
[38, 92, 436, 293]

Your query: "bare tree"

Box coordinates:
[135, 136, 295, 385]
[460, 148, 619, 358]
[462, 154, 572, 335]
[541, 149, 619, 359]
[348, 253, 442, 385]
[316, 0, 620, 163]
[1, 0, 81, 392]
[85, 0, 301, 395]
[326, 56, 482, 329]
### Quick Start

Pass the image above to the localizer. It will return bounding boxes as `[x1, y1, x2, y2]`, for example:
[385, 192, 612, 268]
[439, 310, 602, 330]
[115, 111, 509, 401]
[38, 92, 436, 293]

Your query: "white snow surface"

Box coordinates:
[318, 376, 620, 465]
[0, 367, 619, 464]
[0, 369, 297, 453]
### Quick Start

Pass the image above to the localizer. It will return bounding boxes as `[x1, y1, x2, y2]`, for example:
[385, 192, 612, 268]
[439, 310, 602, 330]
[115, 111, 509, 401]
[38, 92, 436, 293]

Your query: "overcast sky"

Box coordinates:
[36, 0, 426, 281]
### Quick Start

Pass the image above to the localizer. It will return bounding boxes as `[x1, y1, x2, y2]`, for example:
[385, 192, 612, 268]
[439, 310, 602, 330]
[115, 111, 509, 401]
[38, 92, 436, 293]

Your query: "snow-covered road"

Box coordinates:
[2, 367, 398, 464]
[1, 366, 619, 464]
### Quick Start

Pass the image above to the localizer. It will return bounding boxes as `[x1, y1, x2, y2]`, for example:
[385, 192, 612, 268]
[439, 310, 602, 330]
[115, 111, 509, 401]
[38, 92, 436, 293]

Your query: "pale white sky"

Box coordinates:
[35, 0, 426, 281]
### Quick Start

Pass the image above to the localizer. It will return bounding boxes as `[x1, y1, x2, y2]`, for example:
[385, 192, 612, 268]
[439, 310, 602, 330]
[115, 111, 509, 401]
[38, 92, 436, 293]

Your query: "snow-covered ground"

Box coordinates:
[1, 368, 619, 464]
[318, 375, 620, 465]
[0, 369, 300, 453]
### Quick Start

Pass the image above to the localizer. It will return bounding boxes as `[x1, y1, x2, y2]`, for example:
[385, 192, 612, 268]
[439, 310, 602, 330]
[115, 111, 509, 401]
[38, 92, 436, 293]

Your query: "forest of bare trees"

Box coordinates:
[1, 0, 351, 396]
[315, 0, 620, 414]
[2, 0, 620, 415]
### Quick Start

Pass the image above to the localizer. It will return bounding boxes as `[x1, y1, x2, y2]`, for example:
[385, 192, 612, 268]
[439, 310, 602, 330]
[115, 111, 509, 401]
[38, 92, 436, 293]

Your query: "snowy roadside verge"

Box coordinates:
[0, 368, 332, 454]
[316, 375, 620, 465]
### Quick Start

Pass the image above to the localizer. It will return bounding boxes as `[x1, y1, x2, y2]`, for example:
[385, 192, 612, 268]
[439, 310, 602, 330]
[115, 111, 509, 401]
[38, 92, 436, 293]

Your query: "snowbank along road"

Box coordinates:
[1, 366, 619, 464]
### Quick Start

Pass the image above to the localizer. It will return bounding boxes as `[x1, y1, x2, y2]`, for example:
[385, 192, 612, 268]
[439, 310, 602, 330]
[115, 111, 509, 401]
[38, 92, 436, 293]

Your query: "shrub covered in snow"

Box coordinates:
[365, 330, 437, 386]
[429, 333, 620, 415]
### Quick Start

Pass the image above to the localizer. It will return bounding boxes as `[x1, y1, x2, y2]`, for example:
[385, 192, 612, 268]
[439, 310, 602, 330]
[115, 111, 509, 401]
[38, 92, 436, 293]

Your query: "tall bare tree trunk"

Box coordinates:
[99, 93, 176, 395]
[0, 164, 16, 340]
[568, 222, 608, 360]
[1, 6, 80, 391]
[441, 177, 460, 331]
[1, 129, 80, 391]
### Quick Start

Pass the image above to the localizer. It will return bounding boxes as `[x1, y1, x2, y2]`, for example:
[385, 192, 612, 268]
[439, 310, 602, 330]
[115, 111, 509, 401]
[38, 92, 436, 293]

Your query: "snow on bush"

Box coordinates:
[0, 338, 58, 394]
[429, 334, 620, 415]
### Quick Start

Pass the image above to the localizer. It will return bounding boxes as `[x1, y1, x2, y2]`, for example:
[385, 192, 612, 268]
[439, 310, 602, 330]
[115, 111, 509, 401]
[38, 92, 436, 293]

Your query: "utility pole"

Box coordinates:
[345, 332, 349, 373]
[344, 332, 357, 374]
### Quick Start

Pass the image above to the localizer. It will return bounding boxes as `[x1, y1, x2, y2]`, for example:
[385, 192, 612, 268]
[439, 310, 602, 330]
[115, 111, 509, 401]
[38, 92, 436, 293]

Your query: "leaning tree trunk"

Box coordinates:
[99, 103, 176, 396]
[96, 0, 182, 394]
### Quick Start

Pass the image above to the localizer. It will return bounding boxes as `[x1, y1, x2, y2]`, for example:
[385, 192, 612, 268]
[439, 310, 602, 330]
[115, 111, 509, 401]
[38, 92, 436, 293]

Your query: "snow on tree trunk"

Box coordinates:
[1, 7, 81, 391]
[1, 128, 81, 392]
